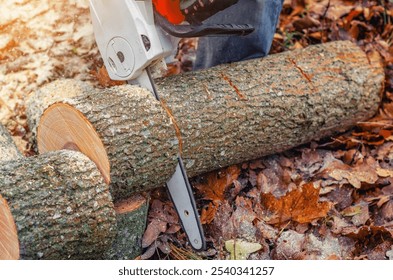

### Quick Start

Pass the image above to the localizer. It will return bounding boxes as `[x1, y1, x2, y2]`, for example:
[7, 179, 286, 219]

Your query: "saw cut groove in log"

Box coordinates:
[32, 41, 384, 198]
[105, 193, 149, 259]
[0, 194, 19, 260]
[0, 150, 117, 259]
[36, 85, 178, 200]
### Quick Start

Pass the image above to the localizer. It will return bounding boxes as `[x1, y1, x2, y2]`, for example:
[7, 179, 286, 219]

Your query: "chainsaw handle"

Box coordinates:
[155, 13, 254, 38]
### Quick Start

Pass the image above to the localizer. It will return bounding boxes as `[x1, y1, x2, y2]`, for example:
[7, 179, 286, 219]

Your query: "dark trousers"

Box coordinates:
[194, 0, 284, 70]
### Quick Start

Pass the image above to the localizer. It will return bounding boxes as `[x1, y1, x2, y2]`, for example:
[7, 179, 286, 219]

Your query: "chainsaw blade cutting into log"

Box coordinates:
[131, 67, 206, 250]
[89, 0, 252, 251]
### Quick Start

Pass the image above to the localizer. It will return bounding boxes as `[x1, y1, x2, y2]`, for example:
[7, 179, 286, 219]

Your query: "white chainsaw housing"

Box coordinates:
[89, 0, 173, 80]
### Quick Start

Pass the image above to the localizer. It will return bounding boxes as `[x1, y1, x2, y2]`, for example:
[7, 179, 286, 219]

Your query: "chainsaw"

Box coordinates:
[89, 0, 253, 251]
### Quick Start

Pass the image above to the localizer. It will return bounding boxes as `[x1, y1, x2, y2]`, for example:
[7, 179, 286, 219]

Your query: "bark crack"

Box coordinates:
[220, 73, 247, 100]
[160, 98, 183, 155]
[288, 58, 313, 83]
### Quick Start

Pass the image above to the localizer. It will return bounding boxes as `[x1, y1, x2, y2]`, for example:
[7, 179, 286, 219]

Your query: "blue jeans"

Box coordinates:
[194, 0, 283, 70]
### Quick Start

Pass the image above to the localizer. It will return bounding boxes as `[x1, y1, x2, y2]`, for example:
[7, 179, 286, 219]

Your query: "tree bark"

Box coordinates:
[155, 40, 384, 176]
[26, 79, 95, 138]
[0, 124, 22, 163]
[33, 85, 178, 199]
[0, 150, 117, 259]
[104, 193, 149, 259]
[31, 41, 384, 199]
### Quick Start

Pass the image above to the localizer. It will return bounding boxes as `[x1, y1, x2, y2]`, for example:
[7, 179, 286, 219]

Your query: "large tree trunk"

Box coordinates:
[28, 41, 384, 200]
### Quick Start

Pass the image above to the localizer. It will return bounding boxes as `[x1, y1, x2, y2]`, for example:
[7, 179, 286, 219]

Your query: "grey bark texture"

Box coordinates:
[0, 124, 22, 162]
[45, 86, 178, 199]
[30, 41, 384, 199]
[26, 79, 95, 138]
[0, 150, 117, 259]
[155, 40, 384, 176]
[104, 194, 149, 259]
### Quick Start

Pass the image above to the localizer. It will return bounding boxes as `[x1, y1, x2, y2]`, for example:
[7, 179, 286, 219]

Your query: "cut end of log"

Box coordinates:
[105, 193, 149, 260]
[0, 195, 19, 260]
[37, 103, 111, 184]
[114, 194, 148, 215]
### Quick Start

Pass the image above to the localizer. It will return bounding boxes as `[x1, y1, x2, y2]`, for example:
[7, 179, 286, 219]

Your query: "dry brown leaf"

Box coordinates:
[342, 225, 392, 239]
[320, 158, 379, 189]
[200, 201, 219, 224]
[93, 66, 126, 87]
[376, 168, 393, 178]
[195, 165, 240, 202]
[343, 202, 370, 226]
[381, 200, 393, 221]
[262, 183, 332, 224]
[292, 16, 320, 32]
[142, 219, 167, 248]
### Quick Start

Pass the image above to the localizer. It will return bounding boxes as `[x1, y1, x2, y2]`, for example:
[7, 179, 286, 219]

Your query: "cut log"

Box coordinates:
[32, 85, 178, 199]
[104, 193, 149, 259]
[0, 150, 117, 259]
[0, 194, 19, 260]
[30, 41, 384, 199]
[0, 124, 148, 260]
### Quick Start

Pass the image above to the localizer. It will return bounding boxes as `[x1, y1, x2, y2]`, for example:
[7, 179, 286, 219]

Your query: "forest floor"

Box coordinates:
[1, 0, 393, 260]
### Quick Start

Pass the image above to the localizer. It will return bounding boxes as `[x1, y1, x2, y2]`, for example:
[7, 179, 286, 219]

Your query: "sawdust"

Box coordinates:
[0, 0, 100, 153]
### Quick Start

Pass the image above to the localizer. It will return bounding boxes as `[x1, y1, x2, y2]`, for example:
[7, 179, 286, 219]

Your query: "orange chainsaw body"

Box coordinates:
[153, 0, 185, 24]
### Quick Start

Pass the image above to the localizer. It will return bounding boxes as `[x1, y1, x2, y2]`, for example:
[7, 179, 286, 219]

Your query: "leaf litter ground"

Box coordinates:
[1, 0, 393, 260]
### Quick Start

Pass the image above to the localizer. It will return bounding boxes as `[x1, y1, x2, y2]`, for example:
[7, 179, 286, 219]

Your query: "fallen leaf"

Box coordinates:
[342, 225, 392, 240]
[262, 182, 332, 224]
[381, 200, 393, 221]
[274, 230, 353, 260]
[195, 165, 240, 202]
[93, 66, 126, 87]
[341, 205, 363, 217]
[345, 202, 370, 226]
[200, 201, 219, 224]
[320, 158, 379, 189]
[376, 168, 393, 178]
[273, 230, 305, 259]
[367, 241, 393, 260]
[292, 16, 320, 31]
[386, 246, 393, 260]
[142, 219, 167, 248]
[225, 239, 262, 260]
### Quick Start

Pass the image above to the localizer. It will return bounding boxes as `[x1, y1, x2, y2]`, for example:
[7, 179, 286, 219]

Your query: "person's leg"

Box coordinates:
[194, 0, 283, 70]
